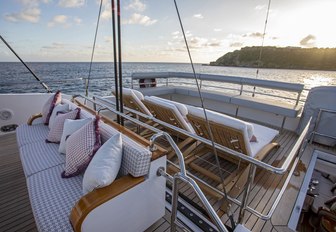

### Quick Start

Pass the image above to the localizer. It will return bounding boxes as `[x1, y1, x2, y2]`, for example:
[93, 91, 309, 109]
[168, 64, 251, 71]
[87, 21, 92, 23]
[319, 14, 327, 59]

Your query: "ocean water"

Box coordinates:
[1, 62, 336, 102]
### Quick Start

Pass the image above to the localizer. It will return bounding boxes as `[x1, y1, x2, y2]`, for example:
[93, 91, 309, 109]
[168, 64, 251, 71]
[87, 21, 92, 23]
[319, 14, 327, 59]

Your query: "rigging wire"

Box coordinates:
[173, 0, 236, 228]
[252, 0, 272, 97]
[85, 0, 104, 97]
[0, 35, 51, 93]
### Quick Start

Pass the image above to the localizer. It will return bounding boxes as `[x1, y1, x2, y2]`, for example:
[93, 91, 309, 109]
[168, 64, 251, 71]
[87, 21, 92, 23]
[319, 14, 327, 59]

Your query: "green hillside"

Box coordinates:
[210, 46, 336, 71]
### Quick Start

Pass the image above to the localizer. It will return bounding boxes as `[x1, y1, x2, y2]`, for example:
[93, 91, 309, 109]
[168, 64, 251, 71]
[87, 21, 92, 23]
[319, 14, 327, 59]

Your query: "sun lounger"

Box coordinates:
[186, 106, 280, 211]
[142, 96, 197, 158]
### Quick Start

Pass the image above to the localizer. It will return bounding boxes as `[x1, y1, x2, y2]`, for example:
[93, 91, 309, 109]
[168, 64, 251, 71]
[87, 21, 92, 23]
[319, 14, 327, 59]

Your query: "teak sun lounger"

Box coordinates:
[186, 106, 280, 211]
[112, 88, 157, 135]
[142, 96, 197, 159]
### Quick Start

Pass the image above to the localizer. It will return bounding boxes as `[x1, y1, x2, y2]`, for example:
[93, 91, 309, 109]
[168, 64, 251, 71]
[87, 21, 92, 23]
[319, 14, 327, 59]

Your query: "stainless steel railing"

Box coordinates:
[73, 94, 311, 227]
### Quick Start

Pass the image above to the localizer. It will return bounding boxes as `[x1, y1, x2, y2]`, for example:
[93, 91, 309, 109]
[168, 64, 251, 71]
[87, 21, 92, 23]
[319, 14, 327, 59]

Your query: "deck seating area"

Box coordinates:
[12, 96, 167, 232]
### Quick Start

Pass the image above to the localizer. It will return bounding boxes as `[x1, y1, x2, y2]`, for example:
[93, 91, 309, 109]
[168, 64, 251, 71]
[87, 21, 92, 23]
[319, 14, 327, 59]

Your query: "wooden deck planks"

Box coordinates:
[0, 133, 37, 232]
[175, 129, 300, 231]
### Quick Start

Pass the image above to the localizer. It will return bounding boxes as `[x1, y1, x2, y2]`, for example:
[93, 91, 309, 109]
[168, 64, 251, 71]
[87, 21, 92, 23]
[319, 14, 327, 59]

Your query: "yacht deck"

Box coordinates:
[0, 130, 334, 231]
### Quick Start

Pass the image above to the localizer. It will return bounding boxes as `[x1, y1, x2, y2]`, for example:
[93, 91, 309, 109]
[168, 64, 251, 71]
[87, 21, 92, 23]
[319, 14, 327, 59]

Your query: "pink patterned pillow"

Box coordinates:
[46, 108, 81, 143]
[42, 90, 62, 125]
[62, 116, 101, 178]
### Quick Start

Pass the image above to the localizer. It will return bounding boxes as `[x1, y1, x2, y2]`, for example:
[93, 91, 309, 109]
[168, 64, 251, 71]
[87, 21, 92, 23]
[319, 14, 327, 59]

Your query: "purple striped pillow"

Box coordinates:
[62, 116, 101, 178]
[42, 90, 62, 125]
[46, 108, 81, 143]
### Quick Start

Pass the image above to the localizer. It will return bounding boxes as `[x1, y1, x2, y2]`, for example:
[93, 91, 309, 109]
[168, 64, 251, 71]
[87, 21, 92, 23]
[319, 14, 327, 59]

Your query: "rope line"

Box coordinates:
[85, 0, 103, 97]
[173, 0, 236, 228]
[253, 0, 272, 97]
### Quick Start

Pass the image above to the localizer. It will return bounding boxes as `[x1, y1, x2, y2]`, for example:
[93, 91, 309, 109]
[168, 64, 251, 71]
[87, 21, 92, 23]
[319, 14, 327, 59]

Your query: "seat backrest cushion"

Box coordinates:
[99, 122, 151, 177]
[144, 96, 194, 133]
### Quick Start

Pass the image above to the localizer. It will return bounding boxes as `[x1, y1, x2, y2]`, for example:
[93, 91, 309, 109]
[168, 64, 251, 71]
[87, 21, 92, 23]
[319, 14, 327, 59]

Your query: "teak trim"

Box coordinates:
[27, 113, 42, 125]
[70, 175, 145, 232]
[73, 99, 167, 160]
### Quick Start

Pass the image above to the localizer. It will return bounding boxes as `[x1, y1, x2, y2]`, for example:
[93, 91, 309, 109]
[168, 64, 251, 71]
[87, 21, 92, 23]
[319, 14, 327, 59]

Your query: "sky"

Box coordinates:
[0, 0, 335, 63]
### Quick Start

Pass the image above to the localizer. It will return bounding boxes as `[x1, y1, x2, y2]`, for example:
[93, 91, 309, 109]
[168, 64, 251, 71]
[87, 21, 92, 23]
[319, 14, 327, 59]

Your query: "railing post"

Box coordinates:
[170, 174, 180, 232]
[238, 164, 256, 224]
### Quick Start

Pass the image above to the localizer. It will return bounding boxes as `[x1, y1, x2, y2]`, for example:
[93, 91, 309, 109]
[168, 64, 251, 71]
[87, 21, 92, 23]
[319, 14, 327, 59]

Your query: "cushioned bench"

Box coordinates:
[16, 97, 166, 232]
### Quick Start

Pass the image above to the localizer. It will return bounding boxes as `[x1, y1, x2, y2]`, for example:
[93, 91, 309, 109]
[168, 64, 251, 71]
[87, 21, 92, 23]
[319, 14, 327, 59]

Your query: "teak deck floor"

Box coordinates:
[0, 133, 37, 232]
[0, 129, 323, 232]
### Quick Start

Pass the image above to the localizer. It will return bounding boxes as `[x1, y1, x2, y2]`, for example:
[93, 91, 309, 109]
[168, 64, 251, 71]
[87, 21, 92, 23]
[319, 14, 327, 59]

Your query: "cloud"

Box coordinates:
[124, 13, 157, 26]
[300, 34, 316, 47]
[4, 7, 41, 23]
[255, 5, 266, 10]
[74, 17, 82, 24]
[193, 14, 203, 19]
[125, 0, 146, 12]
[48, 15, 69, 27]
[230, 42, 243, 47]
[214, 28, 222, 32]
[41, 42, 67, 50]
[243, 32, 264, 38]
[59, 0, 85, 8]
[172, 31, 179, 35]
[3, 0, 50, 23]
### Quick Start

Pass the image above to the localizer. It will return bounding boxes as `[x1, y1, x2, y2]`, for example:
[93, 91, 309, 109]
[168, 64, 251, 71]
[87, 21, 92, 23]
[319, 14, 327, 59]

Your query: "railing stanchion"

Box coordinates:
[170, 175, 180, 232]
[238, 164, 256, 224]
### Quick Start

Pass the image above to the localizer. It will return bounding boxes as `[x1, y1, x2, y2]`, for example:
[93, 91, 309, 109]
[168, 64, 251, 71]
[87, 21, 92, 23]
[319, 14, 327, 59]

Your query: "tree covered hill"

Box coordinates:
[210, 46, 336, 71]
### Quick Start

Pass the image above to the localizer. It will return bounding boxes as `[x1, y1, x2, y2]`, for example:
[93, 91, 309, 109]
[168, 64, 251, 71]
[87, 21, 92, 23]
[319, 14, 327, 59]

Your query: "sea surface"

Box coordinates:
[1, 62, 336, 102]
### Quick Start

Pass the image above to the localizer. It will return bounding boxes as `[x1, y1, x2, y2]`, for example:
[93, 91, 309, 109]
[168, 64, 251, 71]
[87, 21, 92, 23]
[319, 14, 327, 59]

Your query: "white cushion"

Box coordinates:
[131, 88, 145, 101]
[49, 104, 69, 129]
[150, 96, 188, 118]
[59, 118, 92, 154]
[145, 96, 195, 133]
[82, 133, 123, 194]
[41, 91, 61, 125]
[187, 106, 278, 157]
[118, 88, 152, 116]
[249, 123, 279, 158]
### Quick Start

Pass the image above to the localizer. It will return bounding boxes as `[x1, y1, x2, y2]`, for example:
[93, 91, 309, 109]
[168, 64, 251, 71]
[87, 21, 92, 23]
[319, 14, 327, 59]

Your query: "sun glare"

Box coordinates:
[269, 1, 336, 48]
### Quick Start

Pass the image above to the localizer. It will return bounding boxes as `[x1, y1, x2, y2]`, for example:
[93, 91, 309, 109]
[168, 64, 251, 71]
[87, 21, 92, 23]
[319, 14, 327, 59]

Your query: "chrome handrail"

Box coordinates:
[151, 133, 228, 232]
[94, 95, 310, 175]
[73, 94, 311, 223]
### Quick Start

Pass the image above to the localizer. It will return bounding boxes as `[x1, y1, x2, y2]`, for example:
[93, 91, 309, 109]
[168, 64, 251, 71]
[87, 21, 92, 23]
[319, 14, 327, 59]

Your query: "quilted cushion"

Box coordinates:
[59, 118, 93, 154]
[62, 116, 101, 178]
[27, 165, 82, 232]
[41, 90, 61, 125]
[19, 141, 65, 177]
[99, 123, 151, 177]
[82, 133, 123, 194]
[16, 124, 49, 147]
[48, 103, 69, 129]
[46, 108, 81, 143]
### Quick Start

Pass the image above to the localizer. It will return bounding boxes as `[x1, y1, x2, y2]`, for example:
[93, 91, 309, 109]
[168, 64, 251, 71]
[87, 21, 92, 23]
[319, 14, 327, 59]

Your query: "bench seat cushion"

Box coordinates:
[250, 123, 279, 157]
[16, 123, 49, 148]
[231, 95, 302, 117]
[20, 140, 65, 177]
[27, 165, 82, 232]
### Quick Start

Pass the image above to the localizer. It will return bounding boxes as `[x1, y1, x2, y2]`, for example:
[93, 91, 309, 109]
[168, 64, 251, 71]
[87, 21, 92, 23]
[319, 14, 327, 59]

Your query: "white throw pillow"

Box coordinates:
[59, 118, 92, 154]
[49, 104, 69, 129]
[82, 133, 123, 194]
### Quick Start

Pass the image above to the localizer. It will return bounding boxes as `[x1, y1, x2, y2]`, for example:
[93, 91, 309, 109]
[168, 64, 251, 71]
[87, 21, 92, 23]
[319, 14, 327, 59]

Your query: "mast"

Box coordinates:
[111, 0, 120, 123]
[117, 0, 124, 125]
